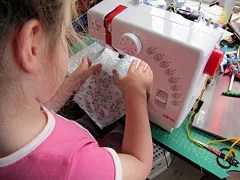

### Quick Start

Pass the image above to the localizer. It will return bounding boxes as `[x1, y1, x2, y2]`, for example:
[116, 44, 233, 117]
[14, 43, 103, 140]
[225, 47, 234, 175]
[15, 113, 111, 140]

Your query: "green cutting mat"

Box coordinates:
[151, 116, 240, 179]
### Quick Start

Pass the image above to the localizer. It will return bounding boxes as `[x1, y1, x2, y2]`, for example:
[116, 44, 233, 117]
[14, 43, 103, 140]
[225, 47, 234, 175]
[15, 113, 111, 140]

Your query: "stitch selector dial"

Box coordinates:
[119, 33, 142, 56]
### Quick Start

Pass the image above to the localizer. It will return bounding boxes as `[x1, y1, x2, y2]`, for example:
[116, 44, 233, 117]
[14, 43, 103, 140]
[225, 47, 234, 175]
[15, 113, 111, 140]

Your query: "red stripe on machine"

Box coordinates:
[104, 5, 127, 46]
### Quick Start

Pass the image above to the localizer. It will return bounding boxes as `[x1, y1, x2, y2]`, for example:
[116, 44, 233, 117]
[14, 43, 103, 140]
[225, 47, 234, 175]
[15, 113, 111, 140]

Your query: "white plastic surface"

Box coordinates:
[88, 0, 223, 131]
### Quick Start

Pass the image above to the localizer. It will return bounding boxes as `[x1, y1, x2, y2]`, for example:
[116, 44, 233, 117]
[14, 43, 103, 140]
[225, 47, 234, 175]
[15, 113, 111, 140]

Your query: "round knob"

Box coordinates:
[119, 33, 142, 56]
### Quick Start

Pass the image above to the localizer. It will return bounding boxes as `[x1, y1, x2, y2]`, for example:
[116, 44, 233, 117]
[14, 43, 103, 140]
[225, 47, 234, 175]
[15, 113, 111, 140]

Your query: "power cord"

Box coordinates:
[163, 149, 176, 168]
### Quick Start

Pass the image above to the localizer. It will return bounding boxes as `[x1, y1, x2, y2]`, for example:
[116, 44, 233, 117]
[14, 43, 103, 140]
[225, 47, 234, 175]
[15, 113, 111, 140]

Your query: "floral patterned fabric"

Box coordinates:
[69, 42, 137, 128]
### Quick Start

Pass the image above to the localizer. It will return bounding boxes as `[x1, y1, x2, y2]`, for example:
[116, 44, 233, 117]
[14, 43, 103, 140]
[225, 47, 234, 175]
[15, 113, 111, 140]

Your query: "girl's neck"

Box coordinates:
[0, 99, 47, 158]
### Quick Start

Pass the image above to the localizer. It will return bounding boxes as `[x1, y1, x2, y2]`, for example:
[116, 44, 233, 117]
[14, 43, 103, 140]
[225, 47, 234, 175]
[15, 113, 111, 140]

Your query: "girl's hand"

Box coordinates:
[113, 59, 153, 95]
[69, 57, 102, 89]
[45, 57, 102, 112]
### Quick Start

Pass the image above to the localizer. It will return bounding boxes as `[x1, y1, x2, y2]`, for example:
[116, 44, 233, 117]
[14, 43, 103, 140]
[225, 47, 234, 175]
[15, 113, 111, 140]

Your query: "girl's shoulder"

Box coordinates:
[40, 109, 97, 157]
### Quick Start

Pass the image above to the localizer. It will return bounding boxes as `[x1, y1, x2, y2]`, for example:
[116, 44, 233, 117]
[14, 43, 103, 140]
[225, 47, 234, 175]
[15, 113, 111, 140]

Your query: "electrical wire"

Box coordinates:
[185, 75, 240, 162]
[163, 149, 176, 168]
[207, 137, 240, 160]
[185, 76, 209, 147]
[163, 150, 169, 168]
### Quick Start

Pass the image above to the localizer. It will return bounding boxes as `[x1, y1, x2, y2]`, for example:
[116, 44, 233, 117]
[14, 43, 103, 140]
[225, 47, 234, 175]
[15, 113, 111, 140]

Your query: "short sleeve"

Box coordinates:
[67, 140, 122, 180]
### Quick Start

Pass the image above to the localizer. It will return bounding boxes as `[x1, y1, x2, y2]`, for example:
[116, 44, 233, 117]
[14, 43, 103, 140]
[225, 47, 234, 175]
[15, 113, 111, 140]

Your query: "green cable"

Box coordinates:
[222, 91, 240, 97]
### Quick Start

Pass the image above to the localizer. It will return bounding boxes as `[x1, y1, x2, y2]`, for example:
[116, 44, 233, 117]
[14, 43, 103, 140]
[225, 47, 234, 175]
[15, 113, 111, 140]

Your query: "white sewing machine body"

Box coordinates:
[87, 0, 223, 131]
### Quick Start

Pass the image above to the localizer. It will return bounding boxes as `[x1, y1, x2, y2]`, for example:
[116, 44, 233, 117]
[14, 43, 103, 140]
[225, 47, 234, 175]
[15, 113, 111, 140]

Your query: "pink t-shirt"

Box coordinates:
[0, 107, 122, 180]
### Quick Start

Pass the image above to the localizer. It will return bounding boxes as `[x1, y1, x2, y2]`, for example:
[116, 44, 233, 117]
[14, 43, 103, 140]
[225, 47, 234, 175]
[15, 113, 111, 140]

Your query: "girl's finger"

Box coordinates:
[148, 68, 153, 77]
[88, 63, 102, 75]
[129, 59, 137, 72]
[143, 64, 149, 72]
[87, 58, 92, 66]
[81, 57, 89, 65]
[78, 64, 102, 83]
[138, 60, 146, 71]
[112, 69, 120, 78]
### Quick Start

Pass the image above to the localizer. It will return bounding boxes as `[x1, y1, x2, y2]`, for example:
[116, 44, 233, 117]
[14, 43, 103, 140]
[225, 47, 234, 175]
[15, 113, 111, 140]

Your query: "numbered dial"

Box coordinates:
[119, 33, 142, 56]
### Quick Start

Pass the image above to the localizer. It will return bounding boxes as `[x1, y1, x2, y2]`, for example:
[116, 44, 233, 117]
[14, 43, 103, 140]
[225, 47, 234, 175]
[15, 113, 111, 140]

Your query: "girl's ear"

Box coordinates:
[12, 19, 45, 74]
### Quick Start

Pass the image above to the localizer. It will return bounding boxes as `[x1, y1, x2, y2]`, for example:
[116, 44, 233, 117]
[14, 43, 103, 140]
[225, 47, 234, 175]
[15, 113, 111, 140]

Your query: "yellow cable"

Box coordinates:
[185, 76, 209, 147]
[185, 76, 240, 161]
[207, 137, 240, 159]
[228, 138, 240, 159]
[207, 137, 238, 145]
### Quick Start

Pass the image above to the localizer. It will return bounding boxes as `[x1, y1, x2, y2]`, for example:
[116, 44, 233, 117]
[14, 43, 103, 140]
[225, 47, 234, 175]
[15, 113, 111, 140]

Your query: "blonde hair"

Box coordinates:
[0, 0, 79, 55]
[0, 0, 82, 108]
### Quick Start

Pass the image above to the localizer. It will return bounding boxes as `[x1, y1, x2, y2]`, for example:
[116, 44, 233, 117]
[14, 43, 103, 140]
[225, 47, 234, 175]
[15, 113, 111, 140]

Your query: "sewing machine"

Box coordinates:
[87, 0, 224, 131]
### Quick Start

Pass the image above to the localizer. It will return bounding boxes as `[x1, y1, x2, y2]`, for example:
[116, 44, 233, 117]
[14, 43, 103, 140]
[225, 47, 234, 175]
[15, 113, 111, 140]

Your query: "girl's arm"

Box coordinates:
[113, 60, 153, 180]
[45, 57, 102, 112]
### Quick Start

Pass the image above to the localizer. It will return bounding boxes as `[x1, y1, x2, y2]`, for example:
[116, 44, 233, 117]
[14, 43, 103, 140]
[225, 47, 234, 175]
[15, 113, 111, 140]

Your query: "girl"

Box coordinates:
[0, 0, 153, 179]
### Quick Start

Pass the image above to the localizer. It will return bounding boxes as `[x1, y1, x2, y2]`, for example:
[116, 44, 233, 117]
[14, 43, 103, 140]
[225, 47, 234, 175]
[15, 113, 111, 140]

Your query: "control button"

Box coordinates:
[155, 90, 168, 104]
[153, 53, 165, 61]
[165, 68, 176, 76]
[146, 47, 157, 55]
[171, 100, 182, 106]
[172, 92, 182, 99]
[159, 60, 171, 68]
[168, 77, 180, 84]
[170, 84, 182, 91]
[120, 33, 142, 56]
